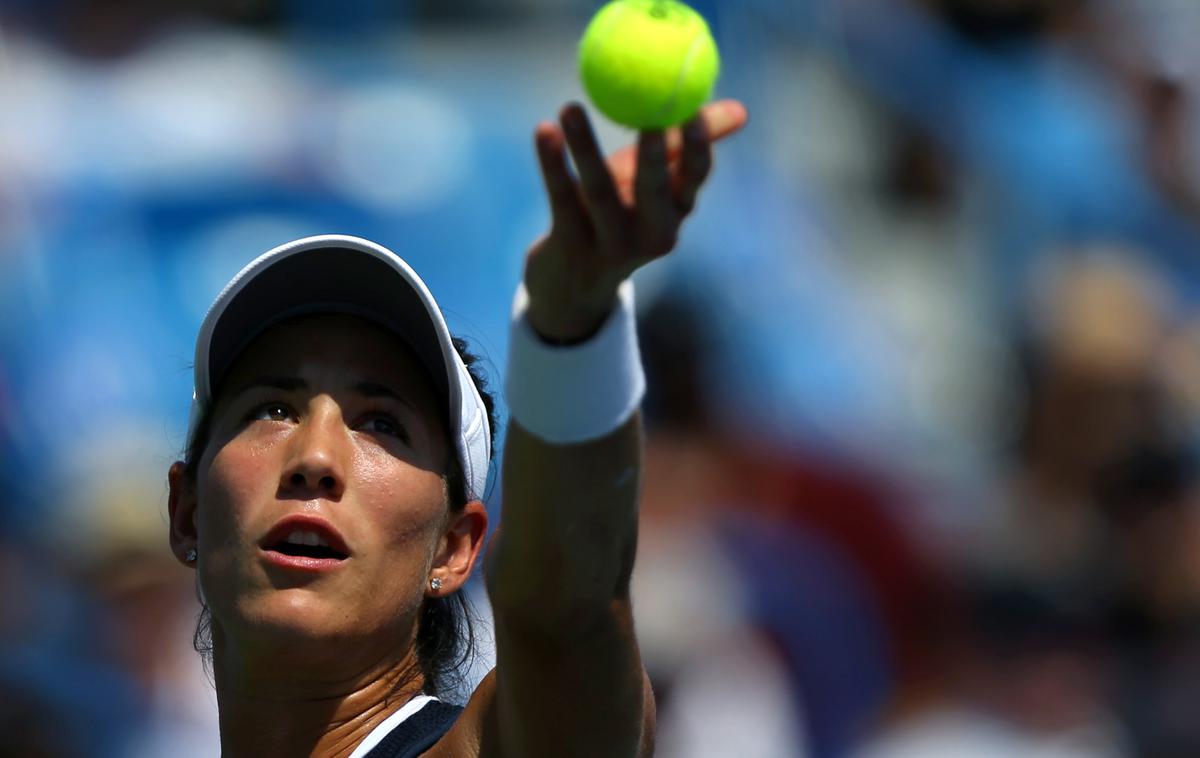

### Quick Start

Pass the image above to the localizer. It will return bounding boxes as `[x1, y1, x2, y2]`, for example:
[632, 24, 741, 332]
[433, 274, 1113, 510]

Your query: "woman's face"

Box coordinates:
[180, 313, 454, 662]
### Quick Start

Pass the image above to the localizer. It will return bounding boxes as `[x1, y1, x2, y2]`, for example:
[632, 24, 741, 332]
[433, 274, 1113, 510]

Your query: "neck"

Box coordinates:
[212, 634, 427, 758]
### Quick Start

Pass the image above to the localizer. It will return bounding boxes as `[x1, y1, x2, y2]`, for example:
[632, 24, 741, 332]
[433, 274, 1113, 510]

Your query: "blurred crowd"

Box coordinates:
[5, 0, 1200, 756]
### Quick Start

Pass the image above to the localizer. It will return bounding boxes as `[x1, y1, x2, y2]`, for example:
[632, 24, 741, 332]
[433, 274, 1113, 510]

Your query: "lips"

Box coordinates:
[259, 515, 350, 571]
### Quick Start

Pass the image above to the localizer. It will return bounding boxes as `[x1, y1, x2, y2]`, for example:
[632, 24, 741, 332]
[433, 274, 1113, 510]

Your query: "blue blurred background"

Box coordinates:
[6, 0, 1200, 755]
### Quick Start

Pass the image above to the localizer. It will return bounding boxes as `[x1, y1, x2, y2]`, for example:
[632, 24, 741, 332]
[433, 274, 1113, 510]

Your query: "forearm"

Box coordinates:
[480, 268, 650, 758]
[486, 413, 642, 628]
[483, 413, 649, 758]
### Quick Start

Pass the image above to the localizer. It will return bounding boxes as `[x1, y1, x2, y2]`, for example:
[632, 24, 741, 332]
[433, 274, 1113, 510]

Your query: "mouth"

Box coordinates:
[265, 536, 348, 561]
[259, 517, 350, 571]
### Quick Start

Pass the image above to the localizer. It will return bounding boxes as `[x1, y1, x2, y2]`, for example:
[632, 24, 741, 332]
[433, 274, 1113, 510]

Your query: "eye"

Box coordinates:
[359, 413, 408, 441]
[248, 402, 296, 423]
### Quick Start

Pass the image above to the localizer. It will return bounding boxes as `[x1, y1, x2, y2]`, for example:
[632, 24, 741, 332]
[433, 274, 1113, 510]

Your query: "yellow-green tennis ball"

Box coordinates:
[579, 0, 720, 130]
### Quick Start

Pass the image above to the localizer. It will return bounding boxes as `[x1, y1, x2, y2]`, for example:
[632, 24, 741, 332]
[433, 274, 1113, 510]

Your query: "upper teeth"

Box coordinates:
[285, 530, 330, 548]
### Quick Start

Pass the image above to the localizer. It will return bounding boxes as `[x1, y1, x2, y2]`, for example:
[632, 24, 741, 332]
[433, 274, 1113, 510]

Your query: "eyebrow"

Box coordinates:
[354, 381, 419, 412]
[232, 376, 418, 412]
[236, 376, 308, 394]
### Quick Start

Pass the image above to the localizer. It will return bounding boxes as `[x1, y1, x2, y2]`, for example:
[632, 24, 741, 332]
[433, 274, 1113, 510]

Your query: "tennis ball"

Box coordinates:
[578, 0, 720, 130]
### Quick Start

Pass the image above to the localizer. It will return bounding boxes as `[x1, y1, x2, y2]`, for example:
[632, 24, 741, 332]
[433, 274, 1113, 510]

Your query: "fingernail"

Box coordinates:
[722, 100, 747, 127]
[709, 107, 729, 132]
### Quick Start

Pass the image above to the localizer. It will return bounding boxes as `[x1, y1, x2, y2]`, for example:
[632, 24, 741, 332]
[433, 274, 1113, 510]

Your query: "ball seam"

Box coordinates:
[650, 30, 708, 128]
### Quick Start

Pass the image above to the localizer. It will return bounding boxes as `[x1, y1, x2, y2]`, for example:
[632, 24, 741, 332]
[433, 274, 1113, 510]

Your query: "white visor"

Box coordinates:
[187, 234, 491, 500]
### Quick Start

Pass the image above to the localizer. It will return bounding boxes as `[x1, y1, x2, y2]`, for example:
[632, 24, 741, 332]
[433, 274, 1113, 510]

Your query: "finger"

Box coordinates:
[662, 99, 750, 160]
[699, 99, 749, 143]
[607, 144, 639, 208]
[534, 121, 587, 230]
[634, 129, 677, 256]
[610, 98, 748, 187]
[674, 115, 712, 215]
[560, 103, 624, 232]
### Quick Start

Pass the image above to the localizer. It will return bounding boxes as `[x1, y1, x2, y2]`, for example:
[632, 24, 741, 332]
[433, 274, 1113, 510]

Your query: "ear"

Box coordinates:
[429, 500, 488, 596]
[167, 461, 199, 569]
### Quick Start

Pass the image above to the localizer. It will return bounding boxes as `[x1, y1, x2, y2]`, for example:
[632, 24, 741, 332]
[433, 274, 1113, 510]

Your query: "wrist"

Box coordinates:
[506, 279, 645, 444]
[525, 294, 616, 346]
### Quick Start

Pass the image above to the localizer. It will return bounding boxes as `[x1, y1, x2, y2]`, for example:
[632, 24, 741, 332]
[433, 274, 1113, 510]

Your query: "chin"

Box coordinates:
[255, 586, 349, 632]
[238, 587, 412, 654]
[208, 568, 417, 667]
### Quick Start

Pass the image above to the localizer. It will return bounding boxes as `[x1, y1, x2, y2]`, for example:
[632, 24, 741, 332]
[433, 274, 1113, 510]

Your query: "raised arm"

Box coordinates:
[459, 100, 746, 758]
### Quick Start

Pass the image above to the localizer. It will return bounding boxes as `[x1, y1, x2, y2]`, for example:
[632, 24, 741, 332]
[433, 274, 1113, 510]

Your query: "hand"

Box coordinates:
[524, 99, 749, 343]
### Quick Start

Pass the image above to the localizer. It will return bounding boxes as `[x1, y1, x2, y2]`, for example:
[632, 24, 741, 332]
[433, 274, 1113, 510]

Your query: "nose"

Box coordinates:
[279, 398, 347, 501]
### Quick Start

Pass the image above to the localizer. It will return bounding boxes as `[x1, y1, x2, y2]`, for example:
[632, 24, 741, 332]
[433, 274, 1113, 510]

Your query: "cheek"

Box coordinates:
[195, 440, 279, 568]
[355, 450, 449, 554]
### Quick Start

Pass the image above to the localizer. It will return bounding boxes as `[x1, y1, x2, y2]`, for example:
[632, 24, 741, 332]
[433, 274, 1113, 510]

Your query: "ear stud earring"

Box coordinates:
[185, 548, 197, 563]
[430, 577, 443, 592]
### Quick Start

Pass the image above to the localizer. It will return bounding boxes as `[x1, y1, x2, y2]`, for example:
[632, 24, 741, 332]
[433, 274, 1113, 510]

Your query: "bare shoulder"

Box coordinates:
[420, 666, 657, 758]
[416, 669, 497, 758]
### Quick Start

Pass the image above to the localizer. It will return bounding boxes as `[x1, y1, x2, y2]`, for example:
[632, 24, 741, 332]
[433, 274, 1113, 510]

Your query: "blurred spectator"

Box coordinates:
[634, 294, 811, 758]
[635, 293, 947, 757]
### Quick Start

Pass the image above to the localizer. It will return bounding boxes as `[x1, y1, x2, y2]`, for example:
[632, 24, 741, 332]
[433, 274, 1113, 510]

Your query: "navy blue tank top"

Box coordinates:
[362, 701, 464, 758]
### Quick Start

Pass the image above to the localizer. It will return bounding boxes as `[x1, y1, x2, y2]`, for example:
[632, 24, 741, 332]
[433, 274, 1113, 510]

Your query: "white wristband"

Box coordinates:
[505, 280, 646, 444]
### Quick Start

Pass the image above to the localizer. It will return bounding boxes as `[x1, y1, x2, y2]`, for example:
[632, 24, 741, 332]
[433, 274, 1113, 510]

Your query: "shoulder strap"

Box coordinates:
[362, 701, 464, 758]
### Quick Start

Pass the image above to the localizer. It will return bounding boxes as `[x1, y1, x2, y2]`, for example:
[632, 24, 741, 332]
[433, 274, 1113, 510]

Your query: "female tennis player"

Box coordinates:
[166, 98, 747, 757]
